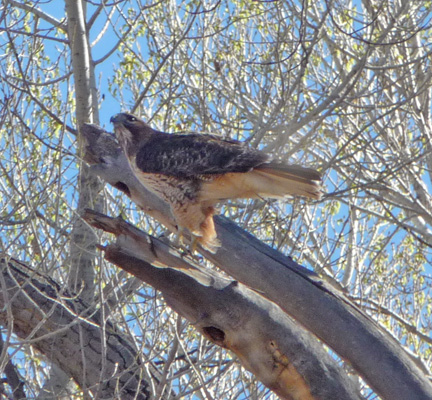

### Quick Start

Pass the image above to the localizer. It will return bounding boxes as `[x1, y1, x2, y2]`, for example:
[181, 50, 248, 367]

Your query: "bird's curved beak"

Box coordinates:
[110, 114, 122, 124]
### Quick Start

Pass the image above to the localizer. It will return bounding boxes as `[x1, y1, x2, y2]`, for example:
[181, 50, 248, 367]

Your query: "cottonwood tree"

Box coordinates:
[0, 0, 431, 399]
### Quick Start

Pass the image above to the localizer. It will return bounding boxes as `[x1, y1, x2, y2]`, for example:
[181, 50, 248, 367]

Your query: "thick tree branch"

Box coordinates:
[0, 256, 150, 400]
[83, 209, 360, 400]
[82, 123, 432, 400]
[35, 364, 72, 400]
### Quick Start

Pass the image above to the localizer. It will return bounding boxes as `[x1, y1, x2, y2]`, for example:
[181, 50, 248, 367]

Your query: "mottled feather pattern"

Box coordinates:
[111, 113, 322, 252]
[130, 160, 201, 202]
[134, 133, 270, 178]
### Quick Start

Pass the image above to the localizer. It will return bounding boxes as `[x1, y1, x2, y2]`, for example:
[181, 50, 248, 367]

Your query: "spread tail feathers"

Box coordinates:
[253, 163, 322, 199]
[200, 162, 322, 201]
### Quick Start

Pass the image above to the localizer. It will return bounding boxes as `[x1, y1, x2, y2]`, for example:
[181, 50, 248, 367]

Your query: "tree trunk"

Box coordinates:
[0, 256, 151, 399]
[65, 0, 102, 303]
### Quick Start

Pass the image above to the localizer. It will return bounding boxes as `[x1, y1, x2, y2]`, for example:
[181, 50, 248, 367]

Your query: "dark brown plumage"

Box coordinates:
[111, 112, 322, 252]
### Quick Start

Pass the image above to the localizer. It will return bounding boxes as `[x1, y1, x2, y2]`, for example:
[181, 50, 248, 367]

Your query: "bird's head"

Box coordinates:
[110, 112, 144, 127]
[110, 113, 151, 154]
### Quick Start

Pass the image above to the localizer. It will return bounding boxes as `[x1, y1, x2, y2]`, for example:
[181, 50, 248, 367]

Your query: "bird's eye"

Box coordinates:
[129, 116, 137, 122]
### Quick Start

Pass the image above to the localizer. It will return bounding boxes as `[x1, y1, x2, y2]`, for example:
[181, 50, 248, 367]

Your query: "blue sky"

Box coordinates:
[1, 2, 431, 397]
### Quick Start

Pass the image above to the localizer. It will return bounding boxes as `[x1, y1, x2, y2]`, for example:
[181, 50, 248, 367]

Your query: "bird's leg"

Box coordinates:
[174, 225, 186, 248]
[172, 226, 205, 259]
[172, 203, 220, 254]
[174, 226, 197, 256]
[190, 235, 200, 254]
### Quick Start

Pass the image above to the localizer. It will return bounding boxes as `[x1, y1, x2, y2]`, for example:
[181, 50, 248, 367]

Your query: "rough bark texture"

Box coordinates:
[82, 123, 432, 400]
[0, 256, 150, 400]
[35, 364, 72, 400]
[204, 218, 432, 400]
[0, 335, 26, 399]
[83, 209, 361, 400]
[65, 0, 101, 303]
[83, 123, 175, 231]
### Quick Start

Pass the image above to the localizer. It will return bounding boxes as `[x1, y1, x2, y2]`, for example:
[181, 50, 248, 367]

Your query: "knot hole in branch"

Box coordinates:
[202, 326, 225, 345]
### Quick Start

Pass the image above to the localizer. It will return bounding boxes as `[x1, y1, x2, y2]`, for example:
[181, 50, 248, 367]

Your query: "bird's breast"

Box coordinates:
[130, 159, 201, 204]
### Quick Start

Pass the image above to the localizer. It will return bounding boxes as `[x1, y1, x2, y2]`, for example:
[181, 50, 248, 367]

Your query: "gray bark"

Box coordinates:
[84, 209, 361, 400]
[82, 123, 432, 400]
[65, 0, 102, 303]
[0, 256, 150, 399]
[208, 218, 432, 400]
[35, 364, 73, 400]
[0, 334, 26, 399]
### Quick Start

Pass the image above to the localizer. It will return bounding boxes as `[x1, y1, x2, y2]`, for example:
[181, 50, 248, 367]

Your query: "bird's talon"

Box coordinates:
[111, 112, 322, 255]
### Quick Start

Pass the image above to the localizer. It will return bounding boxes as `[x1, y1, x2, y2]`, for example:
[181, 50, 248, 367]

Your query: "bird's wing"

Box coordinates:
[134, 133, 270, 178]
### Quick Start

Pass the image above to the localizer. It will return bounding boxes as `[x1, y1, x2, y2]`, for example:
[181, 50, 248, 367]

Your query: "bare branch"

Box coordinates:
[82, 123, 432, 400]
[84, 209, 361, 400]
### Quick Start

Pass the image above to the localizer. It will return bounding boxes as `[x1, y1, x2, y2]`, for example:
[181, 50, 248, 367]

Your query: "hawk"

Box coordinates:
[111, 113, 322, 252]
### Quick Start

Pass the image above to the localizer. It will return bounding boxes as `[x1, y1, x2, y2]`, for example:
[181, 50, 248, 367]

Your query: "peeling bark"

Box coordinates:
[83, 209, 361, 400]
